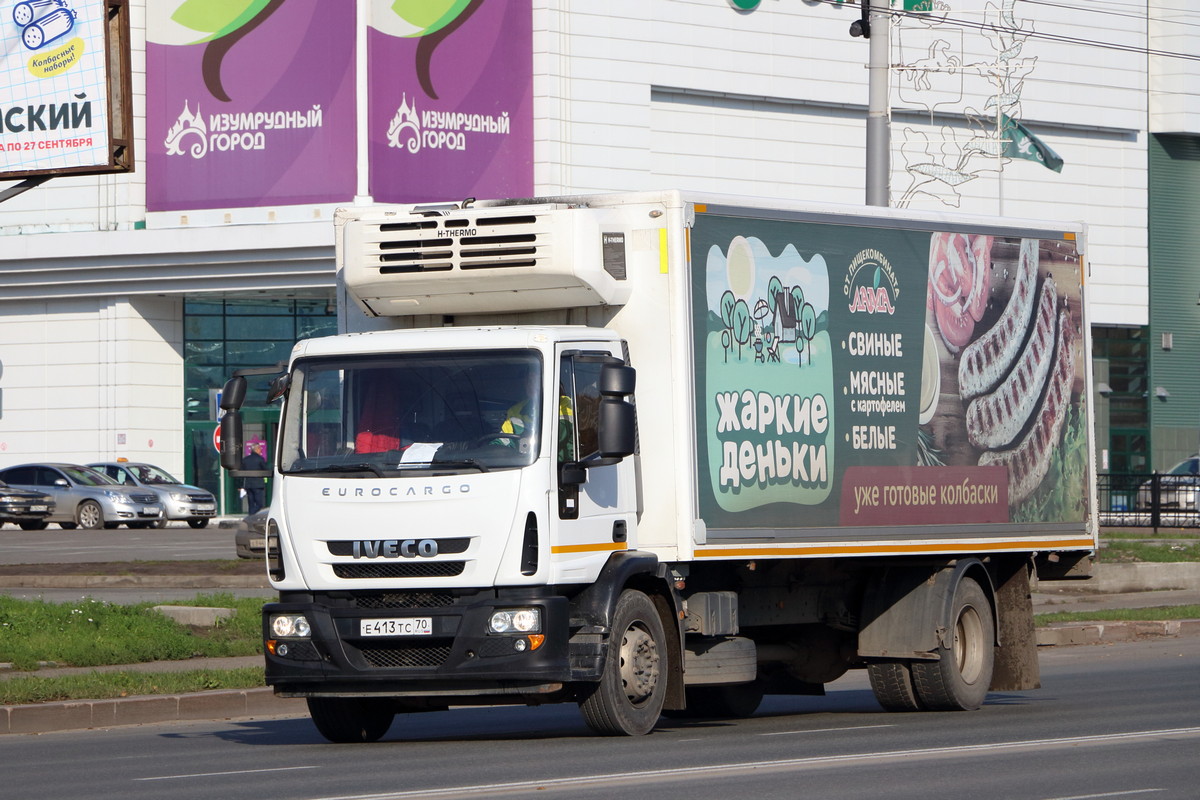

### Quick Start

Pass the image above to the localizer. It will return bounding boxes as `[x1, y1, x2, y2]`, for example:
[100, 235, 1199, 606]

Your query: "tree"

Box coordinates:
[798, 302, 817, 365]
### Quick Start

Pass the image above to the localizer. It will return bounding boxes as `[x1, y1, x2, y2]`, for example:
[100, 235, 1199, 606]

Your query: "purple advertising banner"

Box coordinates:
[368, 0, 533, 204]
[146, 0, 356, 212]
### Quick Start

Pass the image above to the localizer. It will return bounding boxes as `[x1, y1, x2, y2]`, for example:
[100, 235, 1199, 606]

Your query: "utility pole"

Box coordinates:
[854, 0, 891, 207]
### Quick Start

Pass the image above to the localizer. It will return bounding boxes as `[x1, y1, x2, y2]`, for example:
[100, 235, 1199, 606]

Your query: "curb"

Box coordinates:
[0, 688, 306, 735]
[0, 575, 270, 589]
[1036, 618, 1200, 646]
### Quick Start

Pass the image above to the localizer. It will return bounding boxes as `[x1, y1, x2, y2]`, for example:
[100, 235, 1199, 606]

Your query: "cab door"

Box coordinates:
[550, 344, 638, 582]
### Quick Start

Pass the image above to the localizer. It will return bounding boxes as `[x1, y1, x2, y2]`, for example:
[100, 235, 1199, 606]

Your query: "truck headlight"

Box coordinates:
[489, 608, 541, 634]
[270, 614, 311, 638]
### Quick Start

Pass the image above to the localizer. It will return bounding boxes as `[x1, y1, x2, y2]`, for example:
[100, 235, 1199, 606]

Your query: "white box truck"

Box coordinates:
[219, 190, 1096, 742]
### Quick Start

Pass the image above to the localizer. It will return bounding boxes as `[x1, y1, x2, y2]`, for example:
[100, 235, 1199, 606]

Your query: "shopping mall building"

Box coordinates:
[1, 1, 1197, 511]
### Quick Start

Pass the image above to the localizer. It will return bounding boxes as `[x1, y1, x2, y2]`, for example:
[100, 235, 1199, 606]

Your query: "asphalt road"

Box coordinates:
[2, 637, 1197, 800]
[0, 519, 241, 564]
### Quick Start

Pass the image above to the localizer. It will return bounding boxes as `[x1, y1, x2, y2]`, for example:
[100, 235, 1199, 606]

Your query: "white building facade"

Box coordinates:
[1, 0, 1194, 506]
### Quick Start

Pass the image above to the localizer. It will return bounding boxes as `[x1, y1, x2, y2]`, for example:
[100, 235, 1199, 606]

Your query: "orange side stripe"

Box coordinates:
[694, 538, 1095, 558]
[551, 542, 629, 554]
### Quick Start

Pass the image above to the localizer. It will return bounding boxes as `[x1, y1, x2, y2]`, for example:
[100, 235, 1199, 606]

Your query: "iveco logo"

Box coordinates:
[352, 539, 439, 559]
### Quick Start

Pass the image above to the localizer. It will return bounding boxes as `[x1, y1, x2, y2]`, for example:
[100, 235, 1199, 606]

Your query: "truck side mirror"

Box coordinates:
[221, 376, 247, 410]
[596, 363, 636, 459]
[220, 411, 244, 471]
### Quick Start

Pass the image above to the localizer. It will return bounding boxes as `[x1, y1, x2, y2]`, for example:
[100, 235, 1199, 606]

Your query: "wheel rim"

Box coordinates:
[953, 604, 986, 685]
[618, 622, 660, 706]
[79, 503, 101, 528]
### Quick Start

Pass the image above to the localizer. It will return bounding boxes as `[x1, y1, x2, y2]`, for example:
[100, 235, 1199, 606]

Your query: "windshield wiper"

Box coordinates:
[401, 459, 490, 473]
[291, 462, 388, 478]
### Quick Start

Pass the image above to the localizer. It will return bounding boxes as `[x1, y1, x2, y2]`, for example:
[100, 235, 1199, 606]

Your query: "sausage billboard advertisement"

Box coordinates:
[1, 0, 130, 179]
[691, 211, 1089, 536]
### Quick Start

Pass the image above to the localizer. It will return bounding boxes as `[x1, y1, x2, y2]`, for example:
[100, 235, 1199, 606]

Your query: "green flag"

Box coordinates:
[1000, 114, 1064, 173]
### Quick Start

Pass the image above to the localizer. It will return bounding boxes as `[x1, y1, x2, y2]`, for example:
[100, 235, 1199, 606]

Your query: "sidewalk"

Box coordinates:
[1, 563, 1197, 735]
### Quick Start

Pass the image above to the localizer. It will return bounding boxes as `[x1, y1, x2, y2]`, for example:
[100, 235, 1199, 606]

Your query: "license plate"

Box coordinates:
[29, 505, 47, 512]
[360, 617, 432, 637]
[141, 508, 159, 516]
[197, 503, 215, 511]
[249, 538, 266, 549]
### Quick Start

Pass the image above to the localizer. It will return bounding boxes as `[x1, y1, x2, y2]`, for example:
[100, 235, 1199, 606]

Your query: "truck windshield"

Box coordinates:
[278, 350, 543, 476]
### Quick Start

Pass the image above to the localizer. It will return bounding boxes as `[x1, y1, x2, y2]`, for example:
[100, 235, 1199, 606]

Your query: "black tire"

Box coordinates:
[867, 662, 924, 712]
[187, 518, 209, 529]
[59, 522, 76, 530]
[307, 698, 394, 743]
[18, 520, 48, 531]
[911, 577, 994, 711]
[150, 517, 169, 529]
[76, 500, 103, 530]
[578, 590, 668, 736]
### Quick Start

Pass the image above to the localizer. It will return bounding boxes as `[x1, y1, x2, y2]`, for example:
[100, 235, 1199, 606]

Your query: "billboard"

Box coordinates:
[145, 0, 356, 211]
[692, 213, 1089, 535]
[368, 0, 533, 204]
[0, 0, 132, 180]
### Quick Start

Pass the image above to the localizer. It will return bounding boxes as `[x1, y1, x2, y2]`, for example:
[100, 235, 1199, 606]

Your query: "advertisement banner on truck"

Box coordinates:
[691, 213, 1088, 535]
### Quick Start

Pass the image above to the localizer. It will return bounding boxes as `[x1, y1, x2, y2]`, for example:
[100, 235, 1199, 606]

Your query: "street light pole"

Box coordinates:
[864, 0, 891, 207]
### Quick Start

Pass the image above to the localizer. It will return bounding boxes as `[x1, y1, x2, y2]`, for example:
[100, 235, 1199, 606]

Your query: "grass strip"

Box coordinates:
[0, 593, 266, 671]
[0, 667, 265, 706]
[1098, 540, 1200, 562]
[1035, 604, 1200, 626]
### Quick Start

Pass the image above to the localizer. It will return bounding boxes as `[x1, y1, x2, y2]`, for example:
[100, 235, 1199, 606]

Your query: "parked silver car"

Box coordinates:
[87, 461, 218, 529]
[1136, 455, 1200, 511]
[0, 463, 165, 530]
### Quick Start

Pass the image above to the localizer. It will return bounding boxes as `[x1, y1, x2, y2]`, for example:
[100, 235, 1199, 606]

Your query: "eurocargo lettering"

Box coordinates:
[219, 190, 1097, 742]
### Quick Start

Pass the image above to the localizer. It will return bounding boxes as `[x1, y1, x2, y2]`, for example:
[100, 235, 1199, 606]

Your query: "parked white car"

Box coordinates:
[87, 461, 218, 528]
[0, 463, 165, 530]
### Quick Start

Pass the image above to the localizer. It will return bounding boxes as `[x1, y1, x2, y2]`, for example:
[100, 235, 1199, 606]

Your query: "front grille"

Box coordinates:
[354, 592, 457, 610]
[359, 642, 453, 669]
[187, 493, 213, 503]
[333, 561, 465, 579]
[130, 493, 157, 504]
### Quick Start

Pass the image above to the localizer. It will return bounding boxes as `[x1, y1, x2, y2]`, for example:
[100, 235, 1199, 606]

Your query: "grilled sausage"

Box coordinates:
[979, 307, 1076, 504]
[958, 238, 1039, 400]
[964, 277, 1057, 450]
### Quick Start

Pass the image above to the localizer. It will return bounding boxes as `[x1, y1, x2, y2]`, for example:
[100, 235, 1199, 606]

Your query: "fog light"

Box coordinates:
[271, 614, 311, 638]
[489, 608, 541, 634]
[513, 638, 527, 652]
[277, 643, 290, 656]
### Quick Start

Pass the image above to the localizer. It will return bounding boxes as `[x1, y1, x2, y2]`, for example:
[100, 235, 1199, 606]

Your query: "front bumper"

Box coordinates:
[264, 587, 598, 698]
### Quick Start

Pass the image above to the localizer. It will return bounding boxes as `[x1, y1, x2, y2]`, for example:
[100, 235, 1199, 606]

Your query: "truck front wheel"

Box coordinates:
[578, 589, 667, 736]
[307, 697, 394, 743]
[911, 576, 994, 710]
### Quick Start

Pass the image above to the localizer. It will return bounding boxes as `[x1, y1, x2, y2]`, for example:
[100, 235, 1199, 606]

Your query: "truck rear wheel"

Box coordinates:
[307, 697, 394, 743]
[911, 576, 994, 711]
[867, 662, 923, 712]
[578, 589, 667, 736]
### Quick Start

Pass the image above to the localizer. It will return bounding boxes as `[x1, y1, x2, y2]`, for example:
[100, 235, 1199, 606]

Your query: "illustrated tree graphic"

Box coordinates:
[719, 290, 736, 362]
[797, 302, 818, 366]
[732, 299, 753, 360]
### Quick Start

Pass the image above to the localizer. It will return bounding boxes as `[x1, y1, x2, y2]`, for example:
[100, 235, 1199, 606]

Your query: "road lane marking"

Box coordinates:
[136, 765, 319, 781]
[760, 724, 895, 736]
[1044, 792, 1164, 800]
[307, 727, 1200, 800]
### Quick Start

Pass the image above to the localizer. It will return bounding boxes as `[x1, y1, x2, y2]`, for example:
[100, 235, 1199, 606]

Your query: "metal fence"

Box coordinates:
[1097, 472, 1200, 529]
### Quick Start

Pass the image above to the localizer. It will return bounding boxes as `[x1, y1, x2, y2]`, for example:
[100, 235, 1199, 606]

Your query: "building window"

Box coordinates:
[184, 298, 336, 421]
[1093, 325, 1149, 473]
